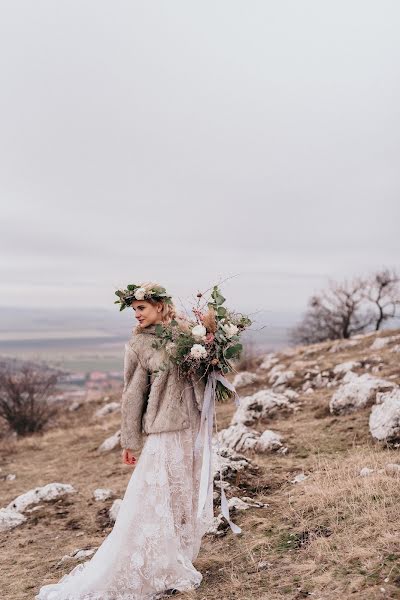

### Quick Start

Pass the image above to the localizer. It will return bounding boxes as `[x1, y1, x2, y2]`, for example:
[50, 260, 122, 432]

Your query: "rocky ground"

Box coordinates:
[1, 328, 400, 599]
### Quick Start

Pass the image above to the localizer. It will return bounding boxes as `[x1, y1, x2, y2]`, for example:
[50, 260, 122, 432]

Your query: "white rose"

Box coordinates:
[191, 324, 207, 340]
[221, 322, 238, 338]
[134, 287, 147, 300]
[190, 344, 208, 359]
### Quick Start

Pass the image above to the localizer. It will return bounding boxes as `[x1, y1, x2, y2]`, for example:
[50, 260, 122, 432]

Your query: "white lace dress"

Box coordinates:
[35, 383, 214, 600]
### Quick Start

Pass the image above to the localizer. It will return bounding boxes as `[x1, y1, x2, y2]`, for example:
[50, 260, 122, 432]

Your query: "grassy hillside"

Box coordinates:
[1, 329, 399, 599]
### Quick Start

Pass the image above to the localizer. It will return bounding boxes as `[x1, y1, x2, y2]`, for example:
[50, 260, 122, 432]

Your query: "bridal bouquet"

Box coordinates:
[152, 285, 252, 402]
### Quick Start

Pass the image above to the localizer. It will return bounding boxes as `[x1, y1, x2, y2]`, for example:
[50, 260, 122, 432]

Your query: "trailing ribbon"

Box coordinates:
[194, 371, 242, 535]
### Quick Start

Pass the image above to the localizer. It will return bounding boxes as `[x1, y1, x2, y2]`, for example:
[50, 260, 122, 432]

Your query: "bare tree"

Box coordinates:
[0, 365, 60, 436]
[365, 268, 400, 330]
[290, 277, 374, 345]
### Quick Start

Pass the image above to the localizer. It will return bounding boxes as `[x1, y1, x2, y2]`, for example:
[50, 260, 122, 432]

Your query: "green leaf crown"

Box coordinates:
[114, 284, 173, 311]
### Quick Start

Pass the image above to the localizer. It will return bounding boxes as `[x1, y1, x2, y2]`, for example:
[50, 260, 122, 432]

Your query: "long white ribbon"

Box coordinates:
[194, 371, 242, 535]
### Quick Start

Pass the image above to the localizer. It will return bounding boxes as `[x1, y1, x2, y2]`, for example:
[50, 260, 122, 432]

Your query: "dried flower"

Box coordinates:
[202, 307, 217, 333]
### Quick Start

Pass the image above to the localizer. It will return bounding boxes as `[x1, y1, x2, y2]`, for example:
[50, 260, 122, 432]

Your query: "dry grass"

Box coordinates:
[1, 329, 400, 599]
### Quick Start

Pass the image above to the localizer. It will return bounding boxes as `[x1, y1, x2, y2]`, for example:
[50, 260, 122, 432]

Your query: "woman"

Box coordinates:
[35, 282, 214, 600]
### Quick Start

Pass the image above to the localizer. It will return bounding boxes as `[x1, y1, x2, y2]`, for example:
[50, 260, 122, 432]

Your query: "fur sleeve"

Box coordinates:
[120, 342, 150, 453]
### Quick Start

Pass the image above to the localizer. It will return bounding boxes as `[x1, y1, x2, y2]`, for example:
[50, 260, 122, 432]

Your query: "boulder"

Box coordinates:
[6, 482, 76, 514]
[212, 443, 257, 482]
[272, 370, 295, 388]
[0, 507, 26, 532]
[232, 371, 258, 389]
[58, 548, 97, 565]
[217, 424, 284, 453]
[93, 488, 114, 501]
[369, 389, 400, 443]
[98, 430, 121, 452]
[94, 402, 120, 418]
[259, 353, 279, 371]
[217, 424, 259, 452]
[256, 429, 283, 452]
[333, 361, 361, 375]
[371, 335, 400, 350]
[329, 374, 396, 415]
[231, 389, 292, 426]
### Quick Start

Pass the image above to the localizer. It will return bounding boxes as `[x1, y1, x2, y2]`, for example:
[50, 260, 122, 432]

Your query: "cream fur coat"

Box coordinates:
[120, 323, 206, 452]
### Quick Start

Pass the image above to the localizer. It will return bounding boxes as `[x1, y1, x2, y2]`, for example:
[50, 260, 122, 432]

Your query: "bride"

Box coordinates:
[35, 281, 215, 600]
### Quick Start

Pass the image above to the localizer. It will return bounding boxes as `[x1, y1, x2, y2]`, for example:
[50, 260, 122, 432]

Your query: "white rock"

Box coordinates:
[329, 374, 396, 415]
[385, 463, 400, 475]
[98, 430, 121, 452]
[282, 389, 299, 401]
[231, 389, 292, 426]
[333, 361, 361, 375]
[369, 389, 400, 442]
[217, 424, 259, 452]
[58, 548, 97, 564]
[305, 388, 314, 395]
[239, 496, 266, 508]
[329, 339, 359, 353]
[109, 499, 122, 522]
[212, 444, 257, 482]
[259, 353, 279, 371]
[6, 482, 76, 514]
[206, 513, 226, 536]
[68, 401, 82, 412]
[217, 424, 284, 454]
[232, 371, 258, 389]
[268, 364, 284, 384]
[291, 473, 308, 484]
[359, 467, 375, 477]
[371, 335, 400, 350]
[0, 508, 26, 532]
[95, 402, 121, 418]
[272, 370, 295, 388]
[313, 373, 330, 389]
[93, 488, 114, 502]
[5, 473, 16, 481]
[256, 429, 283, 452]
[392, 345, 400, 353]
[227, 497, 251, 511]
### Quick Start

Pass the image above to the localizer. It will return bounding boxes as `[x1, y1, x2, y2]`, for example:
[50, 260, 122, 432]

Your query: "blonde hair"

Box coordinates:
[138, 281, 177, 325]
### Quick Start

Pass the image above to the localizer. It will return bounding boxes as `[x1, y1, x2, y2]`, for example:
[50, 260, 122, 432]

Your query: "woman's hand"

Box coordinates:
[122, 448, 136, 466]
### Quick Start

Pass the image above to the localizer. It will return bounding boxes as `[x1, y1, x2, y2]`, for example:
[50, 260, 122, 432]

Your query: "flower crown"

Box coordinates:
[114, 284, 172, 311]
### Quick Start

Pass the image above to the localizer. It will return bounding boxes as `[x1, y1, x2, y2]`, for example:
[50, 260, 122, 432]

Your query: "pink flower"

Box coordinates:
[205, 332, 215, 344]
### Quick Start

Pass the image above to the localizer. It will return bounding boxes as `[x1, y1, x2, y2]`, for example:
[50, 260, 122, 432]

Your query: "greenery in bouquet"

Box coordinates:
[151, 285, 252, 402]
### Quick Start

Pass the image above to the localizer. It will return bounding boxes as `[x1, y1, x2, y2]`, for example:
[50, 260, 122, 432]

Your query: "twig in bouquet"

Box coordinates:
[198, 272, 241, 300]
[175, 296, 193, 321]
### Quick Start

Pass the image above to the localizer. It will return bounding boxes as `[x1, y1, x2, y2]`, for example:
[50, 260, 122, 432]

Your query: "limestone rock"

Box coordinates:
[259, 353, 279, 371]
[231, 389, 292, 426]
[6, 482, 76, 514]
[217, 424, 259, 452]
[58, 548, 97, 565]
[232, 371, 258, 389]
[369, 389, 400, 442]
[333, 361, 361, 375]
[98, 430, 121, 452]
[256, 429, 283, 452]
[329, 374, 396, 415]
[95, 402, 121, 418]
[0, 507, 26, 532]
[93, 488, 114, 501]
[217, 424, 284, 454]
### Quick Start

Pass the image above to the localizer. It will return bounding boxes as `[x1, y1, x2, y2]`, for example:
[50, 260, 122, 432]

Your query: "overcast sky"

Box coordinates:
[0, 1, 399, 322]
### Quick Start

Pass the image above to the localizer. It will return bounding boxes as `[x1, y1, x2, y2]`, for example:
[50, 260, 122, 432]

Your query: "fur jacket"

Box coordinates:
[120, 322, 206, 453]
